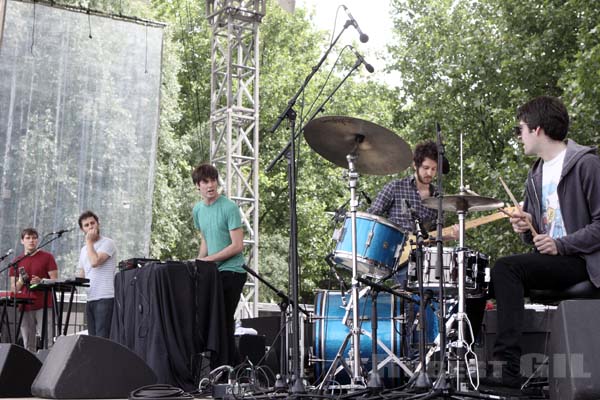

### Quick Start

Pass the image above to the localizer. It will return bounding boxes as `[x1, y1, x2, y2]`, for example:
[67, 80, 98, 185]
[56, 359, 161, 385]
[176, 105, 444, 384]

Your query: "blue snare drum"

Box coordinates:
[333, 212, 406, 278]
[312, 290, 437, 386]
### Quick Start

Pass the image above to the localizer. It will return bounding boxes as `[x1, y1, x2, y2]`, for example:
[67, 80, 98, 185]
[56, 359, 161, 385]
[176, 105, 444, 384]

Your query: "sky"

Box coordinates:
[293, 0, 399, 86]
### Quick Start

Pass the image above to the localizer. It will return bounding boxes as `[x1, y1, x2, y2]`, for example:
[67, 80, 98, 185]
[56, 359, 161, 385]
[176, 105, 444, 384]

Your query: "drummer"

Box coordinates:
[368, 140, 487, 344]
[367, 140, 459, 246]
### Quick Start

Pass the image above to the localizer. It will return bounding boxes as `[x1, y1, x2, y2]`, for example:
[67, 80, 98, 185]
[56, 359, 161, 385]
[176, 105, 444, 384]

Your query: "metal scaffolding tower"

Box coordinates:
[205, 0, 265, 317]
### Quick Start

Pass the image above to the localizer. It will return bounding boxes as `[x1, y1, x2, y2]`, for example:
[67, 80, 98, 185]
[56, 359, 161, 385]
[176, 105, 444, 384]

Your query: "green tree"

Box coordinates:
[387, 0, 600, 264]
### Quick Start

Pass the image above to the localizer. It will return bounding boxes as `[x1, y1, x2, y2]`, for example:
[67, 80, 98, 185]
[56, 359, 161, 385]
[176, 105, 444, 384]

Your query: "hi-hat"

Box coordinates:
[303, 116, 412, 175]
[422, 194, 505, 213]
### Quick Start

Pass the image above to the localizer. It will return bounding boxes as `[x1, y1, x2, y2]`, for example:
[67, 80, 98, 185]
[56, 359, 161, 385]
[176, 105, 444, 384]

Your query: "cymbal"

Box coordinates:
[422, 194, 505, 213]
[303, 116, 412, 175]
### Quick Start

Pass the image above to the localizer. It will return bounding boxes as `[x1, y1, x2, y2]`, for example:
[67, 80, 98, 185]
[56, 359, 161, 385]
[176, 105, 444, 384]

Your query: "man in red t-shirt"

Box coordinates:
[9, 228, 58, 352]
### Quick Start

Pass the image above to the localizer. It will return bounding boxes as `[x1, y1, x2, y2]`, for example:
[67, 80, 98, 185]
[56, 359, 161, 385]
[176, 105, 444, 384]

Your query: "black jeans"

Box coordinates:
[86, 298, 115, 338]
[489, 253, 588, 377]
[220, 270, 247, 366]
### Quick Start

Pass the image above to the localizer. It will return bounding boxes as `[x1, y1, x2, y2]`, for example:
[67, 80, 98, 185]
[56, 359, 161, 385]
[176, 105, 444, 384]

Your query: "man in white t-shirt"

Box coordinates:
[76, 210, 117, 338]
[481, 96, 600, 390]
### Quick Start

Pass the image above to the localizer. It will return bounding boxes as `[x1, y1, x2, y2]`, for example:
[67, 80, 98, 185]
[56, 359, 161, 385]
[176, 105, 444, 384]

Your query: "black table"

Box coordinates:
[0, 292, 33, 343]
[111, 260, 227, 392]
[29, 279, 90, 349]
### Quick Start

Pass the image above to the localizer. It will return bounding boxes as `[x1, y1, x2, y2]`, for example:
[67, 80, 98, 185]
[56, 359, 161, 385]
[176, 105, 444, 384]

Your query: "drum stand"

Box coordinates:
[315, 283, 415, 392]
[320, 144, 413, 391]
[410, 216, 434, 390]
[346, 149, 364, 387]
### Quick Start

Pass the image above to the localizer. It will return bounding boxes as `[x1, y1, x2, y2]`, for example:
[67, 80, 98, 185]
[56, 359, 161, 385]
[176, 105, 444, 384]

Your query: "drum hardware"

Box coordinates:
[313, 289, 420, 390]
[332, 212, 406, 279]
[406, 212, 434, 390]
[421, 130, 504, 394]
[415, 300, 481, 389]
[304, 116, 412, 391]
[267, 18, 373, 391]
[241, 265, 310, 389]
[406, 247, 490, 297]
[324, 253, 349, 307]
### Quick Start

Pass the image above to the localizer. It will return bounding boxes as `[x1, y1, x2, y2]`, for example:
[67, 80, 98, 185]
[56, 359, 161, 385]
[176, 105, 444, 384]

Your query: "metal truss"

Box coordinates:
[206, 0, 265, 317]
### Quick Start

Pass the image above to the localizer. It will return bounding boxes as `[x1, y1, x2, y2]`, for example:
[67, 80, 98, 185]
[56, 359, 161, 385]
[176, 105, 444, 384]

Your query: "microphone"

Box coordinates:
[442, 155, 450, 174]
[349, 45, 374, 73]
[405, 200, 429, 240]
[0, 248, 13, 261]
[49, 227, 75, 235]
[342, 5, 369, 43]
[361, 191, 372, 205]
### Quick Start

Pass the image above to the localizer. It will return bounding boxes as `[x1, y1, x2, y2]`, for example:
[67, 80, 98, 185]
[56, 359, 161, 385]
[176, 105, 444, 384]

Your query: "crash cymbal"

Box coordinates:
[303, 116, 412, 175]
[422, 194, 505, 213]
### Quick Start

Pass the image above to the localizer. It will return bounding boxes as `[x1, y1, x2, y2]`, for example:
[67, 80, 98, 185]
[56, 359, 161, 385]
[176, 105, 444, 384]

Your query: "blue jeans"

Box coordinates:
[86, 298, 114, 338]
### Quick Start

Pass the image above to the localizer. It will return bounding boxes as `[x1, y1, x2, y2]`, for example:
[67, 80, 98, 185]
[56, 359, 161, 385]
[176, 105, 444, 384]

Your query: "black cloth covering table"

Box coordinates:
[110, 260, 226, 392]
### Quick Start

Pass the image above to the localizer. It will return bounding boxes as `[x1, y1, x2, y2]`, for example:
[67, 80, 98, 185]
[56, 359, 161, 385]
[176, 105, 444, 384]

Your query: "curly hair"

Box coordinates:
[413, 140, 438, 168]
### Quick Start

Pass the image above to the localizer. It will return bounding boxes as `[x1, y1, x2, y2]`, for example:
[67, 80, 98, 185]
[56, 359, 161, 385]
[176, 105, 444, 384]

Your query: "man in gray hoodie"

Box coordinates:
[483, 95, 600, 389]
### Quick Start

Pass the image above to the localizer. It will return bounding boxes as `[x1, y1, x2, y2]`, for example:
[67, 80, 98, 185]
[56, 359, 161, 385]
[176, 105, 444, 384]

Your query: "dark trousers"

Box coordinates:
[220, 271, 247, 366]
[489, 253, 588, 377]
[86, 298, 115, 338]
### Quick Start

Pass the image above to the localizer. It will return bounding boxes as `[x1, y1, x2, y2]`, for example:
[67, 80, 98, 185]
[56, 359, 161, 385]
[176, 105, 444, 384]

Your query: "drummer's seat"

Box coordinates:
[528, 279, 600, 305]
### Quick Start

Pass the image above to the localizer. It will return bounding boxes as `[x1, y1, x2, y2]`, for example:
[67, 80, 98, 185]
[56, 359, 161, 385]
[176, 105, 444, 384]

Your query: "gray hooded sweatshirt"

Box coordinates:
[521, 139, 600, 287]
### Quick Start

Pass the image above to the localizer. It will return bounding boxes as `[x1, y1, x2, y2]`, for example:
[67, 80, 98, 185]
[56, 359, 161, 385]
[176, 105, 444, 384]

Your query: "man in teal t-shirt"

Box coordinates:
[192, 163, 247, 366]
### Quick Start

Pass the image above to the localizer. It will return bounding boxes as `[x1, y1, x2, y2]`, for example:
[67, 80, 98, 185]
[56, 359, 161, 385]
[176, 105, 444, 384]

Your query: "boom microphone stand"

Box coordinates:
[266, 23, 361, 394]
[241, 265, 309, 388]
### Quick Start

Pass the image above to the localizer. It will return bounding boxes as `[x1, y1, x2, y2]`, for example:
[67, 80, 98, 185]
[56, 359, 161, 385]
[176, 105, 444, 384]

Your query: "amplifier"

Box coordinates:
[117, 258, 159, 271]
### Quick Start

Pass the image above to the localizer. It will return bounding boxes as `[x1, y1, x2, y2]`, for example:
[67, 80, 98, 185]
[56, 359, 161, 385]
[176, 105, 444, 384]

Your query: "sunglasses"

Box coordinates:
[513, 125, 522, 137]
[513, 124, 533, 137]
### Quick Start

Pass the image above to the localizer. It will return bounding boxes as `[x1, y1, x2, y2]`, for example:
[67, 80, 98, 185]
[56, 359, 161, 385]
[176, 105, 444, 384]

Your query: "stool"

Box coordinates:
[529, 279, 600, 305]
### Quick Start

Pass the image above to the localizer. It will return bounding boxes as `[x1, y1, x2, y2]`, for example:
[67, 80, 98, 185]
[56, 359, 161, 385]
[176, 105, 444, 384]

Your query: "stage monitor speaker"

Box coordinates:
[235, 334, 266, 366]
[0, 344, 42, 397]
[31, 335, 157, 399]
[550, 299, 600, 400]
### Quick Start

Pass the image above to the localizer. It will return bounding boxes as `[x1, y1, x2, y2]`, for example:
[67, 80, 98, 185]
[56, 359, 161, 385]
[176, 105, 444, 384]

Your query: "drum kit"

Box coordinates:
[302, 115, 506, 393]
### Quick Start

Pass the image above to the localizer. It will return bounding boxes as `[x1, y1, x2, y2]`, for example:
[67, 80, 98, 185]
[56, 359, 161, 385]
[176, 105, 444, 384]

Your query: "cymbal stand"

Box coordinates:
[316, 144, 365, 391]
[346, 145, 365, 387]
[453, 209, 469, 391]
[433, 123, 450, 392]
[453, 131, 477, 391]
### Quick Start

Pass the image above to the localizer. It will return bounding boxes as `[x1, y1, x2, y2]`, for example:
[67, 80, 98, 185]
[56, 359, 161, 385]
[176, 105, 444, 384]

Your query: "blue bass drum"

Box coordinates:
[312, 290, 437, 387]
[333, 212, 406, 278]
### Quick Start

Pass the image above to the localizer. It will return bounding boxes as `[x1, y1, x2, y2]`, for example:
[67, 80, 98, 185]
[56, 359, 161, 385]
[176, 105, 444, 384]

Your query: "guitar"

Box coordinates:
[397, 206, 517, 265]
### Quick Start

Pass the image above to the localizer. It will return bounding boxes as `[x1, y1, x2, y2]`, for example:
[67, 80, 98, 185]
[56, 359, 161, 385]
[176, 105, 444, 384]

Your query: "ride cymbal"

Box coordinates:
[303, 116, 412, 175]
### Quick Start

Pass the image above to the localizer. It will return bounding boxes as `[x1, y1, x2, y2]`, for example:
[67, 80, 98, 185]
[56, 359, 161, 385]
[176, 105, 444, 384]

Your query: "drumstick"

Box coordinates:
[499, 177, 538, 236]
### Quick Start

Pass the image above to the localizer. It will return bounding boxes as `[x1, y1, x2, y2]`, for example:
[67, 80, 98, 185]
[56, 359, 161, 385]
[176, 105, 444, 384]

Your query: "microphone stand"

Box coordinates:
[0, 232, 67, 346]
[241, 265, 308, 390]
[411, 216, 432, 390]
[265, 23, 358, 395]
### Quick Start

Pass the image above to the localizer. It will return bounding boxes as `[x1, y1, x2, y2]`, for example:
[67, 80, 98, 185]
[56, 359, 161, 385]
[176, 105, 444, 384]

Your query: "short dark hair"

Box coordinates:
[192, 163, 219, 185]
[413, 140, 438, 168]
[516, 95, 569, 141]
[78, 210, 99, 228]
[21, 228, 39, 239]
